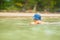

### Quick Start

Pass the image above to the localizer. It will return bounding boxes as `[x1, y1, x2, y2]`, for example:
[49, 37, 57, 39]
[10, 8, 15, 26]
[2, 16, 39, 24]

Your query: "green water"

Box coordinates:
[0, 17, 60, 40]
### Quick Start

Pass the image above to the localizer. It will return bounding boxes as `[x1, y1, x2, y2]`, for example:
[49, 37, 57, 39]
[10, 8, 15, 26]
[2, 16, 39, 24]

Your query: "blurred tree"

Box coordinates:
[0, 0, 60, 12]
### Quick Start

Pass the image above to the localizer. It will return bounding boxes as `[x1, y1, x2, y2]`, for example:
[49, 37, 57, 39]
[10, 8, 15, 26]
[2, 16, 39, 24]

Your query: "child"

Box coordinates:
[31, 12, 42, 24]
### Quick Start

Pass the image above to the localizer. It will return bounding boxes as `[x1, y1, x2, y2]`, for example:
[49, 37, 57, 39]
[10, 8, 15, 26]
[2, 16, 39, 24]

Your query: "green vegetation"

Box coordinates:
[0, 0, 60, 12]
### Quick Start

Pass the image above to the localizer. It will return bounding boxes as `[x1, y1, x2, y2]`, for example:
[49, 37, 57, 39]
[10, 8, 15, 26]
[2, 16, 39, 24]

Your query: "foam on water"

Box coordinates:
[44, 29, 54, 36]
[44, 22, 60, 24]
